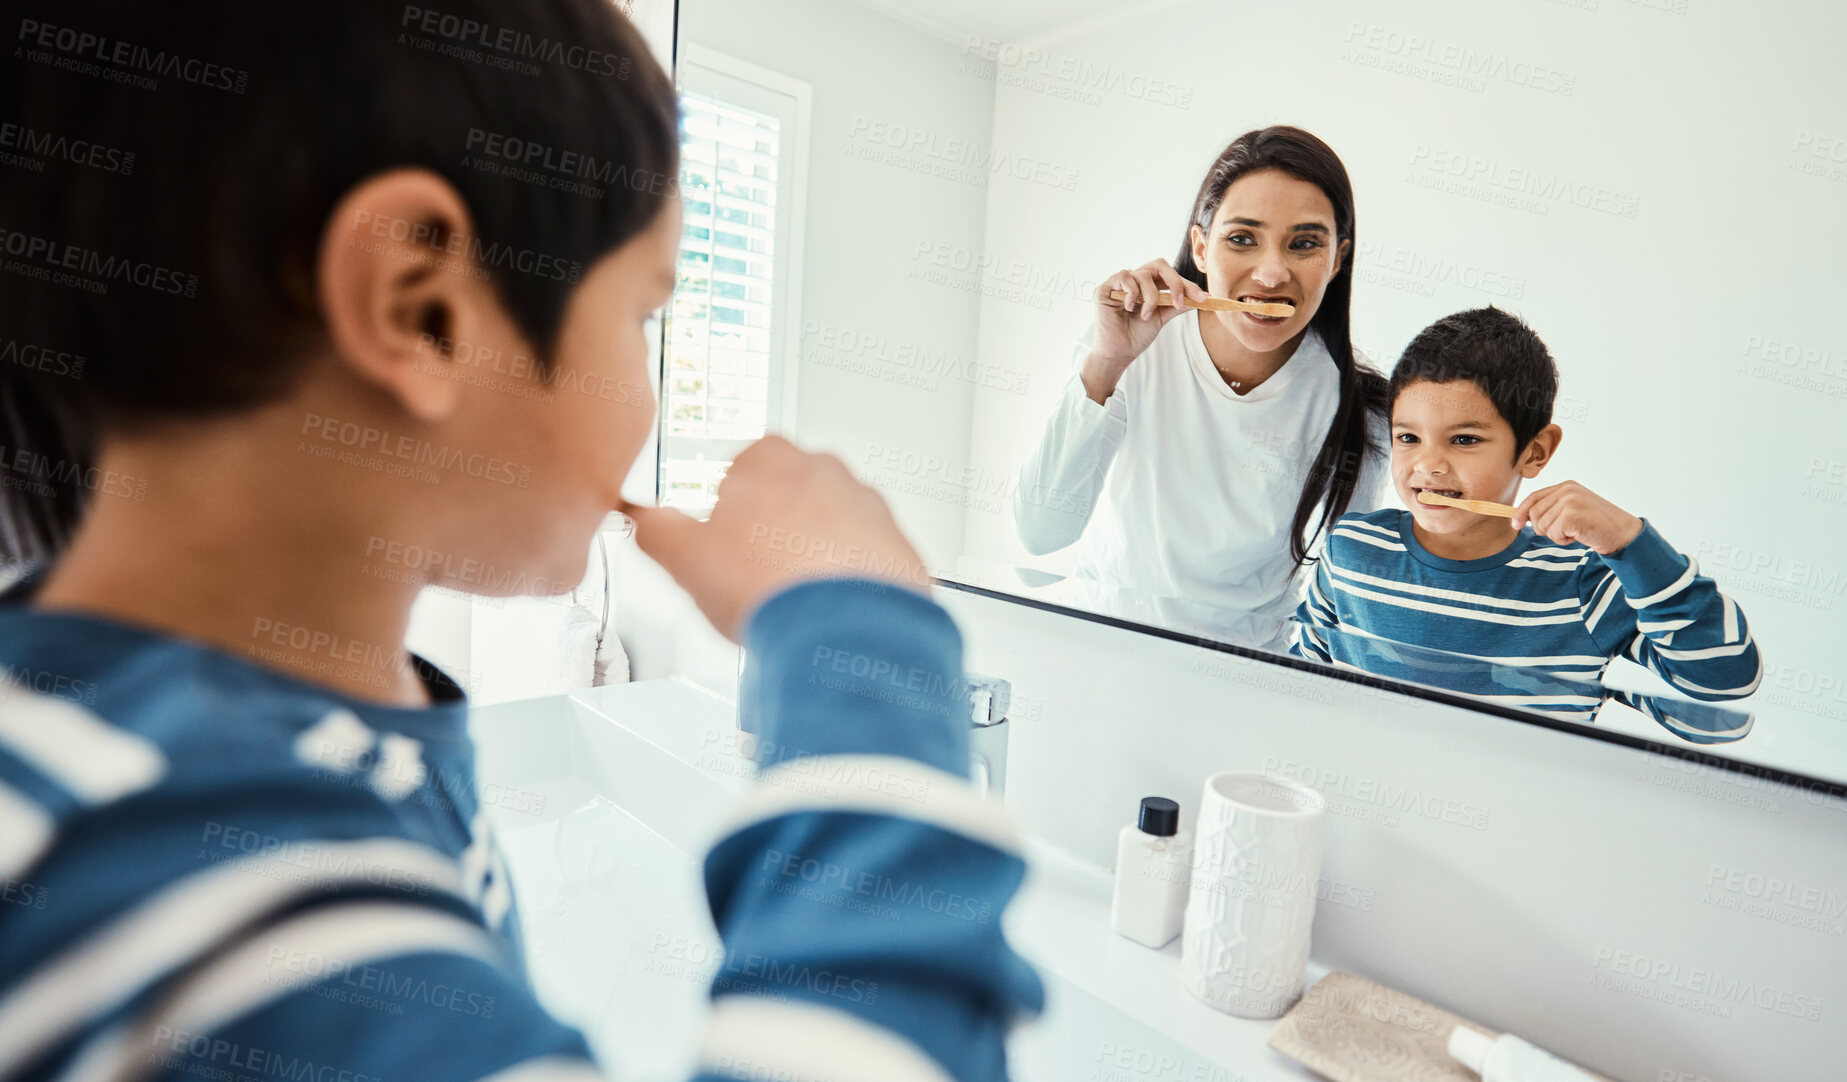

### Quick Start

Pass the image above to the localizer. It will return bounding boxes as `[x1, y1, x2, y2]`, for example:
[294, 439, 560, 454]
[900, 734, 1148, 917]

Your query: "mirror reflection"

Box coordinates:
[945, 559, 1753, 748]
[669, 0, 1845, 781]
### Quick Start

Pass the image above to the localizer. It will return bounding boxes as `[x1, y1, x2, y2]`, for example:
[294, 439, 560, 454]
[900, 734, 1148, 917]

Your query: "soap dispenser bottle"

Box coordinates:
[1110, 796, 1192, 948]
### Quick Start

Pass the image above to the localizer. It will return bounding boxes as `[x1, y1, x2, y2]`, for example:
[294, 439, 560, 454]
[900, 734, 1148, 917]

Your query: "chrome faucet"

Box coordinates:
[966, 673, 1010, 799]
[738, 654, 1010, 799]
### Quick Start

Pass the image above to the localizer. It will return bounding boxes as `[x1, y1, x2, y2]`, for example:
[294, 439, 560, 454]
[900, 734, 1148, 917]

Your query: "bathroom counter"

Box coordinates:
[470, 678, 1324, 1081]
[1009, 839, 1329, 1080]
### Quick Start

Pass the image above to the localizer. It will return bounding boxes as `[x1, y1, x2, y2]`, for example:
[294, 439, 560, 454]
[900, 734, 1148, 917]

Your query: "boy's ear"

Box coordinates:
[316, 169, 511, 424]
[1518, 423, 1564, 478]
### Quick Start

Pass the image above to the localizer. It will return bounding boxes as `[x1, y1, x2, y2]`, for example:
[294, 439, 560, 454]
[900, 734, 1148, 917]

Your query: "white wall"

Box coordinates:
[956, 0, 1847, 769]
[680, 0, 997, 568]
[937, 584, 1846, 1082]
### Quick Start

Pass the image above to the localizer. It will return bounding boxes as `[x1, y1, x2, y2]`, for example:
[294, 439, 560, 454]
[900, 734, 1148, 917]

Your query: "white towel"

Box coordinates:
[594, 625, 629, 685]
[555, 599, 602, 691]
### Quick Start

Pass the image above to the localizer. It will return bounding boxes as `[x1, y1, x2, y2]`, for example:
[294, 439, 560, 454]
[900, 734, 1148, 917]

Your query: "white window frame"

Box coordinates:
[658, 44, 811, 506]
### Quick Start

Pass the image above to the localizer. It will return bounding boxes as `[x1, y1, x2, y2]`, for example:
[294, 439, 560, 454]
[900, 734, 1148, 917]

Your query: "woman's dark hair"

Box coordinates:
[0, 0, 680, 564]
[1174, 126, 1387, 566]
[1390, 307, 1558, 457]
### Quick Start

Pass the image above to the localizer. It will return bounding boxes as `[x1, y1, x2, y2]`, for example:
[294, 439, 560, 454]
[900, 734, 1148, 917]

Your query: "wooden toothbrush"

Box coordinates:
[1105, 288, 1294, 318]
[1416, 491, 1519, 518]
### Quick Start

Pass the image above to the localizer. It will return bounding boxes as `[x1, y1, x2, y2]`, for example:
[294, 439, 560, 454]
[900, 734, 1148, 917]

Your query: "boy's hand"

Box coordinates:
[1513, 481, 1644, 555]
[624, 436, 932, 642]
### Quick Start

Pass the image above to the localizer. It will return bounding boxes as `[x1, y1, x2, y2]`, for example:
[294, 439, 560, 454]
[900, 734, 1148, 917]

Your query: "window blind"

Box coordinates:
[661, 90, 782, 512]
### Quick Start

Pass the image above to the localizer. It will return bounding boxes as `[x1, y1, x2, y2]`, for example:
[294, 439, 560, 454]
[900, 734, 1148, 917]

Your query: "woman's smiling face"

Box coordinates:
[1190, 168, 1348, 354]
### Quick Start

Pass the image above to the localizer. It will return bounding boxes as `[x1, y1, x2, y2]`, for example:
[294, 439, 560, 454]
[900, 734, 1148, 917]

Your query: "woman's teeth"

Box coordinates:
[1239, 296, 1290, 324]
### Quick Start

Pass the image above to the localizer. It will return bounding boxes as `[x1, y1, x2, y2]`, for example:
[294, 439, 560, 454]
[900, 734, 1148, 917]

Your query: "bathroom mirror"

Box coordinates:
[664, 0, 1847, 783]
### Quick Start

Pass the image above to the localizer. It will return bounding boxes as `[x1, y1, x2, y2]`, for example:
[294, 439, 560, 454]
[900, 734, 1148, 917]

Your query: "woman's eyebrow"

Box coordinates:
[1225, 218, 1331, 233]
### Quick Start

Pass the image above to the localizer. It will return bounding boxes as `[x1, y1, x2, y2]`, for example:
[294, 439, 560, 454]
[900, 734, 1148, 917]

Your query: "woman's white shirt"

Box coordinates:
[1013, 308, 1389, 642]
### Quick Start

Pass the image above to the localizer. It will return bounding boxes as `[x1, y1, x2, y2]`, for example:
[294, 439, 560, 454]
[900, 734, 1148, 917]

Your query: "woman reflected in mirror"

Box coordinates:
[1015, 126, 1389, 646]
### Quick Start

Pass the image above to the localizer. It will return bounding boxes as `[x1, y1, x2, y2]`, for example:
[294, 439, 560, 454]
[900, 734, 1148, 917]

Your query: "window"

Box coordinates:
[659, 51, 809, 514]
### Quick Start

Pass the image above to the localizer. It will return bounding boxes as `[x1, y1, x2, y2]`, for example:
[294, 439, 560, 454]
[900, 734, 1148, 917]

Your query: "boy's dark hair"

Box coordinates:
[1389, 307, 1558, 456]
[0, 0, 680, 563]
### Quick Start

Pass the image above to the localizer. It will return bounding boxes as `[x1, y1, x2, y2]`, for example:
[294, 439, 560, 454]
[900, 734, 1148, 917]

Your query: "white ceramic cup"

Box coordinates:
[1180, 770, 1327, 1019]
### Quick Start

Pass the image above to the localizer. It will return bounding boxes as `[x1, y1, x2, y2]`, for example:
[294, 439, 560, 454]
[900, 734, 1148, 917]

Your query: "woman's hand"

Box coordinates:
[625, 436, 931, 641]
[1512, 481, 1645, 555]
[1081, 258, 1211, 404]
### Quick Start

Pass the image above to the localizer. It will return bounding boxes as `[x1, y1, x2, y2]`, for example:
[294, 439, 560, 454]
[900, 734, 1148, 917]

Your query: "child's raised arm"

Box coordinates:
[1512, 480, 1763, 733]
[631, 436, 1046, 1081]
[1574, 519, 1763, 739]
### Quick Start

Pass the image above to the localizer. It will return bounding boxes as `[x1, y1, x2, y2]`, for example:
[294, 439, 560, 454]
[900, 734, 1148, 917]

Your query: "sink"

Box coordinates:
[471, 679, 1323, 1081]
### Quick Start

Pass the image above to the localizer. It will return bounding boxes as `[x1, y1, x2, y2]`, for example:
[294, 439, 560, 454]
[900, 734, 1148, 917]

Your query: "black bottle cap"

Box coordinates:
[1138, 796, 1180, 837]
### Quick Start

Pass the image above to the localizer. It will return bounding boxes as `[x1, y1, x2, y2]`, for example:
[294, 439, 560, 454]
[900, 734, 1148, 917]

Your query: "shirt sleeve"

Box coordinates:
[1013, 330, 1129, 556]
[696, 578, 1044, 1082]
[1290, 551, 1341, 662]
[1578, 521, 1764, 738]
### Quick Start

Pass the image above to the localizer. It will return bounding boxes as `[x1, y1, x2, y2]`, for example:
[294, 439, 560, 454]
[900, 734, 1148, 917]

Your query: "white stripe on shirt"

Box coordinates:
[460, 808, 514, 932]
[1524, 545, 1588, 560]
[1506, 557, 1585, 571]
[1461, 654, 1607, 669]
[1667, 668, 1764, 698]
[1328, 564, 1582, 614]
[57, 900, 502, 1082]
[1628, 561, 1698, 608]
[0, 687, 165, 804]
[1327, 575, 1582, 627]
[1651, 638, 1757, 662]
[0, 838, 464, 1078]
[1470, 693, 1605, 709]
[720, 755, 1020, 858]
[1583, 572, 1622, 633]
[0, 779, 53, 881]
[697, 995, 955, 1082]
[473, 1056, 607, 1082]
[1338, 518, 1401, 542]
[1653, 705, 1754, 742]
[1329, 526, 1405, 553]
[1299, 660, 1603, 715]
[1312, 622, 1605, 670]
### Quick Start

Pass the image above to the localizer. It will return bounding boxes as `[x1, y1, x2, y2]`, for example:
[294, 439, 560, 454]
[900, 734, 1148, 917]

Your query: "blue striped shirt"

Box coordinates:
[1290, 509, 1762, 742]
[0, 576, 1041, 1082]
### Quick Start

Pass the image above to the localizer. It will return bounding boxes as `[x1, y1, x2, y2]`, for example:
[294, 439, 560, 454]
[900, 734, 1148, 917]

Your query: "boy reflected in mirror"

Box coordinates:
[1290, 308, 1761, 741]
